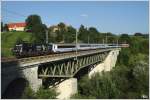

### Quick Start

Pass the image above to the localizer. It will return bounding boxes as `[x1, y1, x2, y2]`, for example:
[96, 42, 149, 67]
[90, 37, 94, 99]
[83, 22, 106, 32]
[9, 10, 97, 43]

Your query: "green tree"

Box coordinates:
[25, 15, 47, 43]
[105, 33, 117, 44]
[1, 22, 3, 32]
[119, 34, 130, 44]
[3, 24, 9, 32]
[134, 33, 143, 36]
[25, 15, 42, 32]
[55, 30, 63, 43]
[127, 53, 149, 98]
[129, 36, 146, 54]
[48, 27, 57, 43]
[75, 73, 120, 99]
[88, 27, 100, 43]
[140, 39, 149, 54]
[65, 26, 76, 43]
[31, 24, 47, 43]
[57, 22, 66, 42]
[132, 60, 149, 97]
[111, 65, 130, 98]
[78, 24, 89, 43]
[117, 48, 131, 66]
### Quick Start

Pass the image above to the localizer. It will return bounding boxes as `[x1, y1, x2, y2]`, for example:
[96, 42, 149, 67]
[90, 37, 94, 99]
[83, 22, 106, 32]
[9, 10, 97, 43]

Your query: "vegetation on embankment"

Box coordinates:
[1, 31, 32, 57]
[21, 86, 58, 99]
[71, 36, 149, 99]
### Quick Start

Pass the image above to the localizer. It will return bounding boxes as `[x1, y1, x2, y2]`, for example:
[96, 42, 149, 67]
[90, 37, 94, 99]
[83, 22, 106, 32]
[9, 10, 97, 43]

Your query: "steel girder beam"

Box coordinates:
[38, 51, 109, 78]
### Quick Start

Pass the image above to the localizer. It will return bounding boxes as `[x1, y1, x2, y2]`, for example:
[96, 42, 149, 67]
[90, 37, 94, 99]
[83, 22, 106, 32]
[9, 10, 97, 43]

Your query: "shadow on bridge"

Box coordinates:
[2, 78, 28, 99]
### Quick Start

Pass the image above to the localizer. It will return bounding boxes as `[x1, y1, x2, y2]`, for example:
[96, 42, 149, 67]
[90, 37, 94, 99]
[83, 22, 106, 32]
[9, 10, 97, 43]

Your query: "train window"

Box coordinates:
[57, 45, 75, 48]
[36, 45, 42, 51]
[80, 45, 91, 47]
[48, 45, 52, 50]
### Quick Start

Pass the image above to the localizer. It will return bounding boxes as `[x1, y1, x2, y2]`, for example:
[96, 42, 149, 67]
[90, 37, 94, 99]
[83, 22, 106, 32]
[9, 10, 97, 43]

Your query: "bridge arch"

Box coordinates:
[2, 78, 29, 99]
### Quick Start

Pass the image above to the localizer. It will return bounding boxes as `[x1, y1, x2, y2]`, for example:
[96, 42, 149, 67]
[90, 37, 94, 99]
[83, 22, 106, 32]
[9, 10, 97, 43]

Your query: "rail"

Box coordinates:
[2, 48, 121, 68]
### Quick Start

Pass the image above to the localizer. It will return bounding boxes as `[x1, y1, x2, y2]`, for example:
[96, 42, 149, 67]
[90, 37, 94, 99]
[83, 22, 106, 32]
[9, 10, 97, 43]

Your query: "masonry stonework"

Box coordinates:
[89, 49, 120, 78]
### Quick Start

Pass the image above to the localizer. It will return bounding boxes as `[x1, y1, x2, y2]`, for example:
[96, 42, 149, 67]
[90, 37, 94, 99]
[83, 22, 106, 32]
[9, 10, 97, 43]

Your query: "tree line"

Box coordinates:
[25, 15, 148, 44]
[1, 14, 148, 45]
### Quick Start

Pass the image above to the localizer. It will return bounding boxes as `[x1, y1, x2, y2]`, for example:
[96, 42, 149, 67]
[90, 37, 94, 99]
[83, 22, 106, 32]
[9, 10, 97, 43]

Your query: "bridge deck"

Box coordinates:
[2, 48, 121, 68]
[18, 48, 121, 67]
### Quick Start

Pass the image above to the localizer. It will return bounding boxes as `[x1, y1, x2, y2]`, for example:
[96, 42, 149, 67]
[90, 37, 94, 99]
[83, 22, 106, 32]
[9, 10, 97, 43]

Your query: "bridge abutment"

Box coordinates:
[2, 64, 42, 98]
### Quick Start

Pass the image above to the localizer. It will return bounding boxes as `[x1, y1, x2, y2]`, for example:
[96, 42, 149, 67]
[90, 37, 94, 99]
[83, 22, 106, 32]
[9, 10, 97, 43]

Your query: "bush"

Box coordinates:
[73, 73, 120, 99]
[36, 87, 58, 99]
[21, 86, 36, 99]
[21, 86, 58, 99]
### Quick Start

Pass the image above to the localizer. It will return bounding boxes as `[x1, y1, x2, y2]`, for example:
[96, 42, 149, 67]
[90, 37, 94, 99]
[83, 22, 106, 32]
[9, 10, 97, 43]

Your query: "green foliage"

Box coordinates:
[3, 24, 9, 32]
[78, 25, 103, 43]
[90, 73, 120, 98]
[128, 54, 149, 96]
[48, 22, 76, 43]
[78, 25, 89, 43]
[119, 33, 130, 43]
[36, 87, 58, 99]
[25, 14, 42, 31]
[129, 36, 148, 54]
[134, 32, 143, 36]
[88, 27, 100, 43]
[72, 73, 120, 99]
[72, 36, 149, 99]
[31, 24, 47, 43]
[71, 93, 96, 99]
[57, 22, 66, 42]
[1, 22, 3, 32]
[65, 26, 76, 43]
[55, 30, 63, 42]
[21, 86, 36, 99]
[117, 48, 131, 66]
[25, 15, 47, 44]
[21, 86, 58, 99]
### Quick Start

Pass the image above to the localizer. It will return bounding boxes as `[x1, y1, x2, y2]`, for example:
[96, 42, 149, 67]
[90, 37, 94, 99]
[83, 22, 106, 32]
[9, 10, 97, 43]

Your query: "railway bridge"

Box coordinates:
[1, 48, 120, 99]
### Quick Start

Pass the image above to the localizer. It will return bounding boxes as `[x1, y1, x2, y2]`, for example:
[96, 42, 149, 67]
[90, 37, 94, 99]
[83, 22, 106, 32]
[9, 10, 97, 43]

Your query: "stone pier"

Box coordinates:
[89, 49, 120, 78]
[55, 78, 77, 99]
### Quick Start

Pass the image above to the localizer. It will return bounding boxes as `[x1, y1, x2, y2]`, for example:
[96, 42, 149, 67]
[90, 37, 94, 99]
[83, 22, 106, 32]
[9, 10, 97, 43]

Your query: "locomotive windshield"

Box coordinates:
[13, 44, 22, 51]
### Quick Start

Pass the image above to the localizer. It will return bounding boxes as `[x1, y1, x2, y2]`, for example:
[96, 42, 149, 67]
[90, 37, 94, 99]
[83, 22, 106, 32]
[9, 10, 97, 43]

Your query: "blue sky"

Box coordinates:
[1, 1, 149, 34]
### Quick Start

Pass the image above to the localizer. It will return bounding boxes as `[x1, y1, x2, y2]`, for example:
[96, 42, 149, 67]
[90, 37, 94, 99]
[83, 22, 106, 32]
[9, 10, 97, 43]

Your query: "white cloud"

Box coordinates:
[80, 14, 88, 17]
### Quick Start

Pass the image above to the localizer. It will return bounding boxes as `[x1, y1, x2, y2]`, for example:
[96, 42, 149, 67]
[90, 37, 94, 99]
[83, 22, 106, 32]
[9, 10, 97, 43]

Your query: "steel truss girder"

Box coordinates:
[38, 51, 109, 78]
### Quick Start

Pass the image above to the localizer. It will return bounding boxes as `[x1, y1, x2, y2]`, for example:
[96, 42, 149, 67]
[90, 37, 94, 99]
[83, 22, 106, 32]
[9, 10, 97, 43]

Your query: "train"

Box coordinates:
[12, 42, 129, 58]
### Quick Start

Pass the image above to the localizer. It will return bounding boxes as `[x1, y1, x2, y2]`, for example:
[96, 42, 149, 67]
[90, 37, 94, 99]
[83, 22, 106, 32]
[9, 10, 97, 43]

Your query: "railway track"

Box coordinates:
[2, 48, 121, 63]
[1, 57, 18, 62]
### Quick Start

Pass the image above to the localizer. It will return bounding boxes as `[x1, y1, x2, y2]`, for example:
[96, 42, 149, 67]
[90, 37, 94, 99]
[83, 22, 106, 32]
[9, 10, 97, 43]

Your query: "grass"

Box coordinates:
[1, 31, 32, 57]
